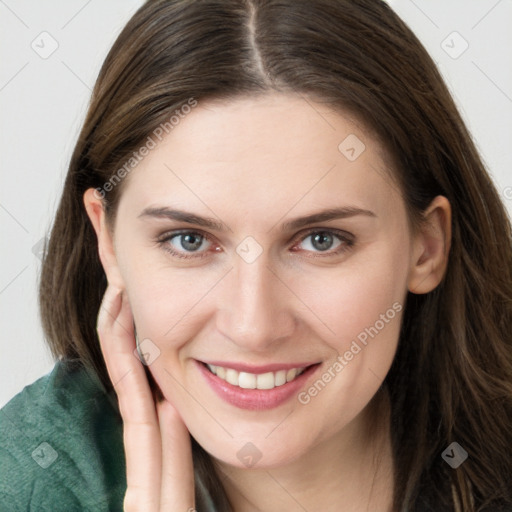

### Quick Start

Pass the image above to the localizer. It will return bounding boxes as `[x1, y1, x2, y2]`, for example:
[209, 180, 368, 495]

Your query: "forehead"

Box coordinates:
[118, 93, 402, 222]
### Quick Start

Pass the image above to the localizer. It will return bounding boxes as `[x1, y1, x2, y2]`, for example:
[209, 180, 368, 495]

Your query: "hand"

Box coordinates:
[96, 285, 196, 511]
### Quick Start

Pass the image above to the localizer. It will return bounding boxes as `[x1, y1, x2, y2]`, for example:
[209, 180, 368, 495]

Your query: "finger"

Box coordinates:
[97, 286, 161, 511]
[157, 399, 195, 511]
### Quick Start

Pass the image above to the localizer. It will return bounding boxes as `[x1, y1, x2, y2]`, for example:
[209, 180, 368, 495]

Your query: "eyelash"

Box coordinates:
[156, 229, 355, 260]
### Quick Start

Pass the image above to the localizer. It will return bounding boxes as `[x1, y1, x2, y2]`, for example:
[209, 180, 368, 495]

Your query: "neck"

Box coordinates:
[214, 387, 395, 512]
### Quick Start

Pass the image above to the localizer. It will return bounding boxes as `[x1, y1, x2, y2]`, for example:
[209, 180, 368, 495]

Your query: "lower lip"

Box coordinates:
[196, 361, 320, 411]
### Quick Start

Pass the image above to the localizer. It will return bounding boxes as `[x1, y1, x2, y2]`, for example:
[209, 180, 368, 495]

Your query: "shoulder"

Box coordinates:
[0, 359, 126, 511]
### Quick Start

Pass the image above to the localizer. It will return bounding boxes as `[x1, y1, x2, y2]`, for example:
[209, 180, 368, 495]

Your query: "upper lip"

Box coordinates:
[199, 360, 319, 374]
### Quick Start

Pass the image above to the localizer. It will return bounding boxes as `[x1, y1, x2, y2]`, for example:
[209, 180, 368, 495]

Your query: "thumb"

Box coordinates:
[157, 399, 196, 511]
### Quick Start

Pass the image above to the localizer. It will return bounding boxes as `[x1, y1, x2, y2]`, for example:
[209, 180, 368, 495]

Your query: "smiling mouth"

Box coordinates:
[202, 362, 318, 390]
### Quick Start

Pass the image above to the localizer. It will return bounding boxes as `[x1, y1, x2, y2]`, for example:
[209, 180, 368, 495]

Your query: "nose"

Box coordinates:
[215, 256, 296, 352]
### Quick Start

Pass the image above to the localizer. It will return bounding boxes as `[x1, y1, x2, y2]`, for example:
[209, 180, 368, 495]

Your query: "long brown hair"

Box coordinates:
[39, 0, 512, 510]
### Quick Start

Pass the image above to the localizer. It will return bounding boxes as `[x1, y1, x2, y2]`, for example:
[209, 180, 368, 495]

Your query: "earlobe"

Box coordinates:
[408, 195, 452, 294]
[83, 188, 125, 289]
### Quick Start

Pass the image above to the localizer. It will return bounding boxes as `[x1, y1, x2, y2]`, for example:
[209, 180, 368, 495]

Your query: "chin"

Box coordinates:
[195, 429, 317, 471]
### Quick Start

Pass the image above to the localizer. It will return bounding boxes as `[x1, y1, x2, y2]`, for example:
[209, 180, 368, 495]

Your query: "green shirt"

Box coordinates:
[0, 360, 126, 511]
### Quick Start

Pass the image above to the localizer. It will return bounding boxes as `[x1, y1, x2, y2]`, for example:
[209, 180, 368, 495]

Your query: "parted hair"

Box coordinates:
[39, 0, 512, 510]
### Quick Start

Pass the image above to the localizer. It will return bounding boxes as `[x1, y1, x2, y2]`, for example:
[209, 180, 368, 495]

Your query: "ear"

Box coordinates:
[83, 188, 125, 290]
[408, 195, 452, 294]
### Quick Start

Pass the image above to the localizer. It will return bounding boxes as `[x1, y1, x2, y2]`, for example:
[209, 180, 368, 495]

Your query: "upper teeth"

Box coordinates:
[206, 364, 306, 390]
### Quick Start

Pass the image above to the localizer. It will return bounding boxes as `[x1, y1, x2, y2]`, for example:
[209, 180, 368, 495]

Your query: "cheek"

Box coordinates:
[292, 242, 409, 351]
[124, 263, 224, 343]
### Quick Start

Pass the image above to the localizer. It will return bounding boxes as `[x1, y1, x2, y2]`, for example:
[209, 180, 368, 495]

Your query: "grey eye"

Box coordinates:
[170, 233, 208, 252]
[300, 232, 343, 252]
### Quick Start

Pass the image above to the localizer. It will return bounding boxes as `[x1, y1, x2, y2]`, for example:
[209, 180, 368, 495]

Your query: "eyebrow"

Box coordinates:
[138, 206, 376, 233]
[278, 206, 376, 232]
[138, 207, 227, 231]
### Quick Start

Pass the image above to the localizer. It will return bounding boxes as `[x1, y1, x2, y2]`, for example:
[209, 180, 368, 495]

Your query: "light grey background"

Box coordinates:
[1, 0, 511, 407]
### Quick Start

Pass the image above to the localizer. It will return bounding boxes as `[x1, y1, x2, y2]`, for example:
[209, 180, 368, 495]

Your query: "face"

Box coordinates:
[105, 94, 416, 468]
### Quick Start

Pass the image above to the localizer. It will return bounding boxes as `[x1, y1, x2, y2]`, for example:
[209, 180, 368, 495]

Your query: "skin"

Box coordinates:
[85, 93, 451, 511]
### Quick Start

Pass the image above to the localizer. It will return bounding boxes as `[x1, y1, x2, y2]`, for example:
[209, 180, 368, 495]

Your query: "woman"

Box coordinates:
[1, 0, 511, 510]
